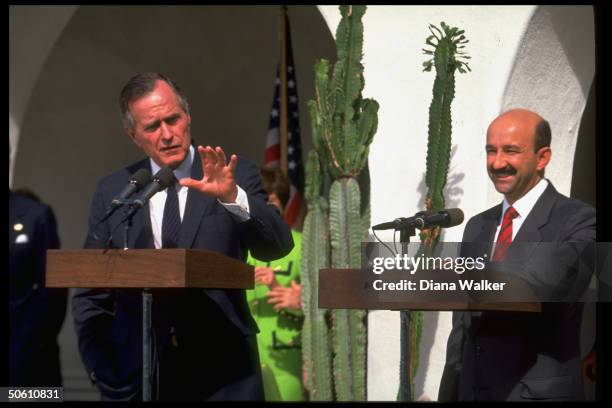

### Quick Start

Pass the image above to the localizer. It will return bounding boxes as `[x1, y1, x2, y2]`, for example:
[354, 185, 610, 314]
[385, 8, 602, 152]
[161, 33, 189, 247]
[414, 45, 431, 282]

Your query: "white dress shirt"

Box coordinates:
[149, 144, 251, 249]
[491, 177, 549, 250]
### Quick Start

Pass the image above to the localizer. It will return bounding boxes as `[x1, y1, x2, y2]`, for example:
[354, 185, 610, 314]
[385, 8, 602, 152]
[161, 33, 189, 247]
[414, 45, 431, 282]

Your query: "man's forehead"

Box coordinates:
[486, 118, 537, 146]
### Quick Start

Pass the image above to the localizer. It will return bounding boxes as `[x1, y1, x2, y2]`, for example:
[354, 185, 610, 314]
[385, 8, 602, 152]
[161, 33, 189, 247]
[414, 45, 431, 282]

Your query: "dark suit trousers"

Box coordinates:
[154, 290, 264, 401]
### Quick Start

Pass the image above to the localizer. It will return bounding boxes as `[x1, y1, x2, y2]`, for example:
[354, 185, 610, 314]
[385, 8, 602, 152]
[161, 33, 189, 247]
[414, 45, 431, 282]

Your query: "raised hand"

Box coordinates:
[179, 145, 238, 203]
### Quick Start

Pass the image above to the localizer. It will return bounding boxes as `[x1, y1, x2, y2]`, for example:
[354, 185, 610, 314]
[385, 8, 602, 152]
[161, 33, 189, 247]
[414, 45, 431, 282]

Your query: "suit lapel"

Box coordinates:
[478, 205, 502, 259]
[513, 182, 557, 242]
[178, 149, 216, 248]
[505, 182, 557, 261]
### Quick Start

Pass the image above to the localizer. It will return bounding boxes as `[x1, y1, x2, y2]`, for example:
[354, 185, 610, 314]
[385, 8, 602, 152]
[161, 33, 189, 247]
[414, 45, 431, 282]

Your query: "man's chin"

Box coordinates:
[159, 152, 187, 169]
[492, 181, 513, 195]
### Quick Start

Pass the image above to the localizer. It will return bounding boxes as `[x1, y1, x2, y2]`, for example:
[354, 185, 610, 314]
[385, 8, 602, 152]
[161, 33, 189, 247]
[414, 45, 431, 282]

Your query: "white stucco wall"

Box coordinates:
[317, 5, 594, 401]
[495, 5, 595, 205]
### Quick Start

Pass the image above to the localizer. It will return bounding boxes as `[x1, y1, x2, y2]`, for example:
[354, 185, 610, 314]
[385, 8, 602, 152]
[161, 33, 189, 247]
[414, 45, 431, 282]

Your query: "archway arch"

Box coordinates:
[493, 5, 595, 205]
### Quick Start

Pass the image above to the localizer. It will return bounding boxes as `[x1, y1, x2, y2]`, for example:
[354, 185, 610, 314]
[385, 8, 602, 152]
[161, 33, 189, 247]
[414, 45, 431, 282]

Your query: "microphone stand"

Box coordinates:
[121, 203, 155, 402]
[397, 223, 416, 401]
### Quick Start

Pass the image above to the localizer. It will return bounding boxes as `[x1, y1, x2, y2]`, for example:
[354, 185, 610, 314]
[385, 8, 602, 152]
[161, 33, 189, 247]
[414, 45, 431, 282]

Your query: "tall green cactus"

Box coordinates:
[400, 21, 470, 401]
[301, 151, 333, 400]
[423, 21, 470, 216]
[302, 4, 378, 401]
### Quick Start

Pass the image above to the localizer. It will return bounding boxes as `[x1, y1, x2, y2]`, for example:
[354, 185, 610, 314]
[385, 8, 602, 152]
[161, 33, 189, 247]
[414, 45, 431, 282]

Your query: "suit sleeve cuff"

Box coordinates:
[218, 185, 251, 221]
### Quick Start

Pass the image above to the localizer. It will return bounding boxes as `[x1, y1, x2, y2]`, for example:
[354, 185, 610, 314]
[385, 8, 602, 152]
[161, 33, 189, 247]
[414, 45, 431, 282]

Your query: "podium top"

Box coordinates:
[46, 249, 254, 289]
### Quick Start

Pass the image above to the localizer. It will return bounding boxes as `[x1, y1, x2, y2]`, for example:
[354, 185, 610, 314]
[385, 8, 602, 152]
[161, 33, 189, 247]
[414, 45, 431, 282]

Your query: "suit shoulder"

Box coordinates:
[552, 192, 595, 215]
[466, 205, 500, 226]
[549, 191, 596, 230]
[10, 191, 54, 219]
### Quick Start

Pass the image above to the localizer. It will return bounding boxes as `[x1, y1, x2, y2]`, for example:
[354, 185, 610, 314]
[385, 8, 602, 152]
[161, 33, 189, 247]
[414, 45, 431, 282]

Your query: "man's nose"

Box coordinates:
[160, 123, 172, 141]
[490, 152, 507, 169]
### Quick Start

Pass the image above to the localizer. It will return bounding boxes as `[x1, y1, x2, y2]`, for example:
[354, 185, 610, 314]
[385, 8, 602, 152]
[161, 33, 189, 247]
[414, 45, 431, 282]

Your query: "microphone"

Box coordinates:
[372, 208, 464, 231]
[99, 168, 152, 223]
[125, 167, 176, 216]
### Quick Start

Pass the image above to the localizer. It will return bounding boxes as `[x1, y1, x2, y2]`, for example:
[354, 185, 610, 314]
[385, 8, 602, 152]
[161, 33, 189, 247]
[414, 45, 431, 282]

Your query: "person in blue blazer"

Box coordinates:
[9, 189, 67, 387]
[71, 72, 294, 401]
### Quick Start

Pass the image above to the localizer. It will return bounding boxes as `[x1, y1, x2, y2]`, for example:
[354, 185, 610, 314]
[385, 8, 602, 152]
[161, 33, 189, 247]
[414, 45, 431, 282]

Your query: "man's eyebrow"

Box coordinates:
[165, 113, 181, 121]
[143, 119, 161, 129]
[485, 143, 521, 149]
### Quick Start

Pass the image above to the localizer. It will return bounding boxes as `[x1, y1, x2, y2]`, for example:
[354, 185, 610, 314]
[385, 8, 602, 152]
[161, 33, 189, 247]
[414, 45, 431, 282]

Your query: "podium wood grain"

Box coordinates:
[46, 249, 254, 289]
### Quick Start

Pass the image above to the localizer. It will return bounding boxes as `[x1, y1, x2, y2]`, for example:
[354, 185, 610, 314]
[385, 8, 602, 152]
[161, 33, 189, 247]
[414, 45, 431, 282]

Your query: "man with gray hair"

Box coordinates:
[72, 72, 293, 401]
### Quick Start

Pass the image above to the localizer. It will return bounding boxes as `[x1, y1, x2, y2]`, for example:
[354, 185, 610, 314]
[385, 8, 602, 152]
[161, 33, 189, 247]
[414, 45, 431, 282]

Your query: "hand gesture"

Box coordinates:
[267, 280, 303, 311]
[254, 266, 278, 288]
[179, 145, 238, 203]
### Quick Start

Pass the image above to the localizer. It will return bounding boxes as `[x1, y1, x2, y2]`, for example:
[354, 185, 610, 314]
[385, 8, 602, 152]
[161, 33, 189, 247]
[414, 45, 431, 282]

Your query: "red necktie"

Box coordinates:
[492, 206, 519, 261]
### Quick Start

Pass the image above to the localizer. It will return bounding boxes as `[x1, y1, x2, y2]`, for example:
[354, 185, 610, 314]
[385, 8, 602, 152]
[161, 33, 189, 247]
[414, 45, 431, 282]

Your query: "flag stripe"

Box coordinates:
[262, 13, 306, 230]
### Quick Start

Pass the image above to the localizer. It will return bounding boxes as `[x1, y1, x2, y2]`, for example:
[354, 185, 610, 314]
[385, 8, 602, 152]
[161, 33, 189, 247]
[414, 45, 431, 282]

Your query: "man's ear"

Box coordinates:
[536, 147, 552, 172]
[125, 127, 141, 148]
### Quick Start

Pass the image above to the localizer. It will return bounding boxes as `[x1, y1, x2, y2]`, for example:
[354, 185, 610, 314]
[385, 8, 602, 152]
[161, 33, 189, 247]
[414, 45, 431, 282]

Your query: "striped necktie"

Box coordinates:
[162, 180, 181, 248]
[492, 206, 519, 261]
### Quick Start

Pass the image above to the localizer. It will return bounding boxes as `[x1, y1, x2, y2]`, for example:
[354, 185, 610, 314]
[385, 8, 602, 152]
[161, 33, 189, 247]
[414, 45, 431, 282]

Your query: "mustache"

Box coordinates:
[490, 166, 516, 176]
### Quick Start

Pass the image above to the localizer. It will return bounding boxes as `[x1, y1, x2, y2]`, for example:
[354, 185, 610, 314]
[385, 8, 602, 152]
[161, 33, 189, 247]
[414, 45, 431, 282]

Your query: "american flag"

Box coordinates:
[263, 15, 305, 230]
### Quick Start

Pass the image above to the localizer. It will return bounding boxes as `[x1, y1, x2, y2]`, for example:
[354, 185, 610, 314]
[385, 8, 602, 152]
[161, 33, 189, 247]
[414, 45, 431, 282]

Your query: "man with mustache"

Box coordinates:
[438, 109, 596, 401]
[72, 72, 294, 401]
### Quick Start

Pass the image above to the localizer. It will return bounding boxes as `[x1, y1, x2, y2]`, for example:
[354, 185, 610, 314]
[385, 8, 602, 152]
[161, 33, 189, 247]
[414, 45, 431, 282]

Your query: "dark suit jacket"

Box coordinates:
[71, 152, 293, 401]
[9, 191, 67, 387]
[438, 182, 595, 401]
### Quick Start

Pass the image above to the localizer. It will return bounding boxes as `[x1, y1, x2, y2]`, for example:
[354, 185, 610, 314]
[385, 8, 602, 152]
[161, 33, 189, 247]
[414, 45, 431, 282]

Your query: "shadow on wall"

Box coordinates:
[415, 145, 465, 212]
[546, 5, 594, 99]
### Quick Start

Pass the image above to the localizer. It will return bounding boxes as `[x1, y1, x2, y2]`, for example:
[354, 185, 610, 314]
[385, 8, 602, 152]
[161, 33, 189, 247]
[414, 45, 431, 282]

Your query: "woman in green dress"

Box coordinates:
[246, 166, 305, 401]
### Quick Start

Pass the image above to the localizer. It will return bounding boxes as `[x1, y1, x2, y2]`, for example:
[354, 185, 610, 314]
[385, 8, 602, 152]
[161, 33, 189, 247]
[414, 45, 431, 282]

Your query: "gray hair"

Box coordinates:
[119, 72, 190, 131]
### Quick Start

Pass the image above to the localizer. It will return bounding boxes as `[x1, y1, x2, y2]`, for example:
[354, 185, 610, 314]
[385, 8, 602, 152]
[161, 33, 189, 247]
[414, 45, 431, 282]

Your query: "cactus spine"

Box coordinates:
[302, 5, 378, 401]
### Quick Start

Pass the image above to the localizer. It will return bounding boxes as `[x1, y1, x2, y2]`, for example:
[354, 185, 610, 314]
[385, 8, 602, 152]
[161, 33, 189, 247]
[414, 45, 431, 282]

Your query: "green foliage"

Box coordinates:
[302, 4, 378, 401]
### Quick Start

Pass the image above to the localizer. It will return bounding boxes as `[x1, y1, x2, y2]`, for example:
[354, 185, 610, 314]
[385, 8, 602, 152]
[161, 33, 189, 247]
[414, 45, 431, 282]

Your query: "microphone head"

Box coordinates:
[154, 167, 176, 189]
[441, 208, 464, 227]
[130, 168, 152, 187]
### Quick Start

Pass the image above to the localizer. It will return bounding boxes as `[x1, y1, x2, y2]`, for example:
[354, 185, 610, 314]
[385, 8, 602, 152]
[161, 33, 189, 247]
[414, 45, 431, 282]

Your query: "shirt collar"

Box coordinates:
[501, 177, 548, 221]
[149, 144, 194, 185]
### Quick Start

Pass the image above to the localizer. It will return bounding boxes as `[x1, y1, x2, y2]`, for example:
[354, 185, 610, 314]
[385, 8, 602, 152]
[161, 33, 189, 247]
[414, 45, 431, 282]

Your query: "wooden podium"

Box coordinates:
[46, 249, 254, 289]
[318, 267, 541, 401]
[46, 248, 254, 401]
